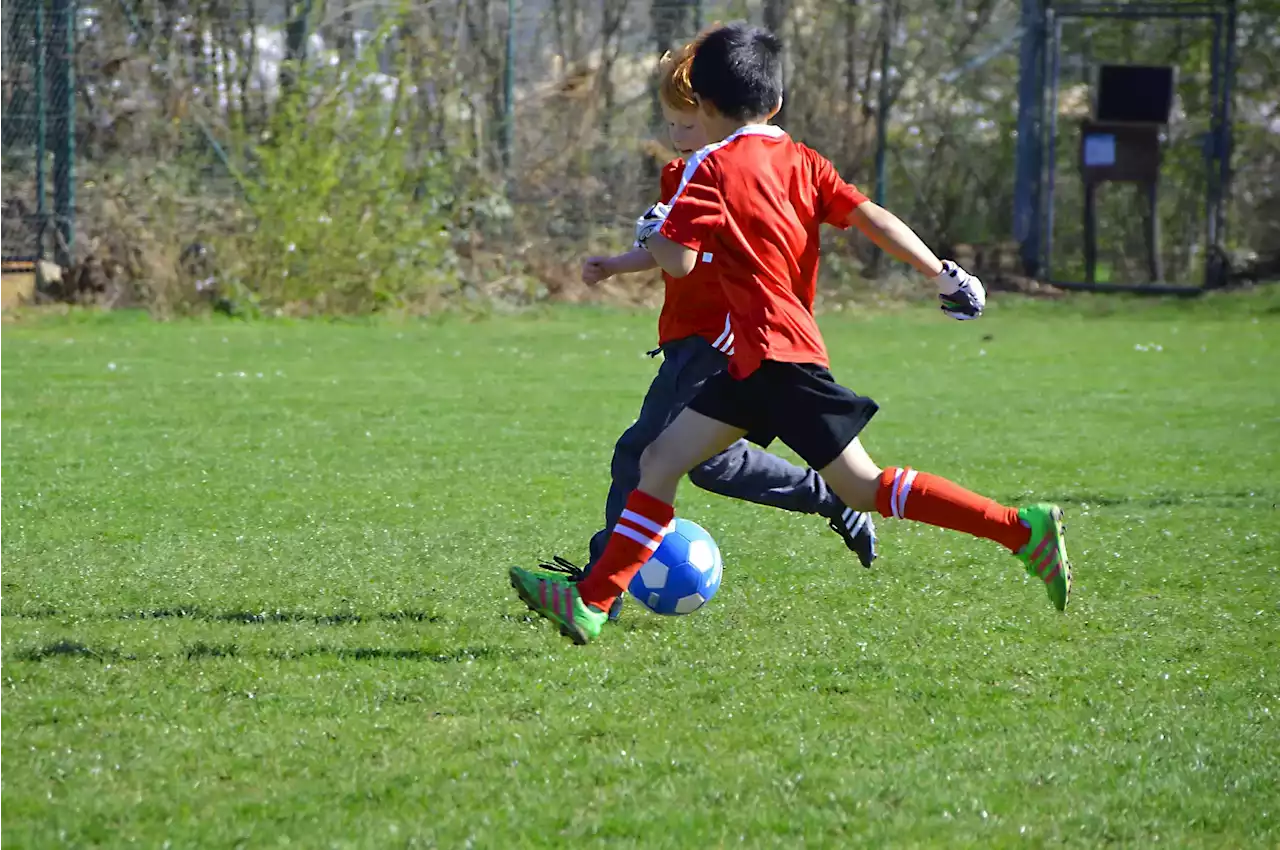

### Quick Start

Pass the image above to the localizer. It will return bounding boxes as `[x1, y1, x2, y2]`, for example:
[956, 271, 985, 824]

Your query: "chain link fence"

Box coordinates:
[3, 0, 76, 265]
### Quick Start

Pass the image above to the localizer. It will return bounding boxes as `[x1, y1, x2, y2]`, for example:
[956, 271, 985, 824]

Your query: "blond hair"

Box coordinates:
[657, 39, 699, 111]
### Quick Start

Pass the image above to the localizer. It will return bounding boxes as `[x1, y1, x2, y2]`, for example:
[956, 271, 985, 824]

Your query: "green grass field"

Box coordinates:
[3, 294, 1278, 847]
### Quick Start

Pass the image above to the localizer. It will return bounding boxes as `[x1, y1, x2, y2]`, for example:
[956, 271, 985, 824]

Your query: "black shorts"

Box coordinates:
[687, 361, 879, 470]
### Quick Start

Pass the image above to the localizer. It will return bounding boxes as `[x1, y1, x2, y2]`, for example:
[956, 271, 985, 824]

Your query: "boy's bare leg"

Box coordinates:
[816, 439, 1072, 611]
[810, 438, 883, 513]
[636, 409, 748, 505]
[818, 437, 1027, 543]
[573, 409, 745, 610]
[508, 410, 747, 643]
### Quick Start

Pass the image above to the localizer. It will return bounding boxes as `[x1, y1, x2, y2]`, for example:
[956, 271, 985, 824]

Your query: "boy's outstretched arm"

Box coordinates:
[847, 202, 987, 320]
[847, 202, 944, 277]
[582, 248, 657, 285]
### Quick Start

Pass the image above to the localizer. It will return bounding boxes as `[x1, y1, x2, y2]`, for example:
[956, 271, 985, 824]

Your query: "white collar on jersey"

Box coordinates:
[670, 122, 788, 208]
[671, 124, 788, 198]
[701, 123, 786, 152]
[734, 123, 786, 137]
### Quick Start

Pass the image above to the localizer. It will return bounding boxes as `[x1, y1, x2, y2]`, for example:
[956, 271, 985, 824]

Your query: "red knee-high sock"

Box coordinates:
[876, 467, 1031, 553]
[577, 490, 675, 612]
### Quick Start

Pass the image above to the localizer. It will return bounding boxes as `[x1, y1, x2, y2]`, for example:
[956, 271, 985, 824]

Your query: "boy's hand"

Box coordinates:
[582, 256, 615, 285]
[936, 261, 986, 320]
[634, 202, 671, 248]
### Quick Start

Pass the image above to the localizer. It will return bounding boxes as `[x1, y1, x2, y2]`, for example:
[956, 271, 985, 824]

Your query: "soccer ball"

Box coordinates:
[628, 518, 723, 615]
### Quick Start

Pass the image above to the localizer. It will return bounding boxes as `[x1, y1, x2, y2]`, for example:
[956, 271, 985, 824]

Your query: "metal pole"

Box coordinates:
[1217, 0, 1237, 272]
[873, 0, 893, 208]
[1044, 13, 1061, 282]
[34, 0, 47, 253]
[868, 0, 894, 274]
[501, 0, 515, 173]
[1013, 0, 1044, 275]
[53, 0, 75, 266]
[1206, 10, 1222, 258]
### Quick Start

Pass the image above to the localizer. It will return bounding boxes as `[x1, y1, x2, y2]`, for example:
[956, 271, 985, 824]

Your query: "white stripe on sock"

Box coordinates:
[620, 509, 666, 536]
[890, 468, 905, 518]
[898, 470, 919, 518]
[614, 523, 662, 550]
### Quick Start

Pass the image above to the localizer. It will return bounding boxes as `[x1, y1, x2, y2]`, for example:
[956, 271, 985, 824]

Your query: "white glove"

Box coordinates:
[634, 202, 671, 248]
[935, 260, 986, 320]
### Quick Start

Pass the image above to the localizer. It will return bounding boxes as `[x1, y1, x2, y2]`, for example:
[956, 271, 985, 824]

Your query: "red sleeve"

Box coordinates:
[659, 159, 683, 202]
[807, 146, 868, 229]
[658, 158, 725, 251]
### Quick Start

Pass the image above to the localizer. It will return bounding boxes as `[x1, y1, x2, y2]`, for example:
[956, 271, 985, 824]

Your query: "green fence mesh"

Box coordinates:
[3, 0, 76, 264]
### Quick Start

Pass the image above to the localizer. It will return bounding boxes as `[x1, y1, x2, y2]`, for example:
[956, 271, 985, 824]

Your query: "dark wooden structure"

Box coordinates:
[1078, 64, 1174, 284]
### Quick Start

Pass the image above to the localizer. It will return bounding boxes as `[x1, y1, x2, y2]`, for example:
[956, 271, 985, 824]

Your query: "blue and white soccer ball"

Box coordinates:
[628, 518, 723, 615]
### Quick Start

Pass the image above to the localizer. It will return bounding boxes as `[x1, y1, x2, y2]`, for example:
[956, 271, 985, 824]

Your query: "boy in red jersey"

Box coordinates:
[511, 23, 1072, 644]
[540, 41, 878, 621]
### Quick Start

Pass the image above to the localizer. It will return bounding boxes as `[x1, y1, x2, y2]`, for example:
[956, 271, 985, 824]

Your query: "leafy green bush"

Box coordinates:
[219, 36, 460, 314]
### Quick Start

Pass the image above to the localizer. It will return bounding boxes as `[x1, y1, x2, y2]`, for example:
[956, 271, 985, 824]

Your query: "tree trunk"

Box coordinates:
[598, 0, 627, 139]
[647, 0, 695, 180]
[282, 0, 312, 93]
[763, 0, 789, 127]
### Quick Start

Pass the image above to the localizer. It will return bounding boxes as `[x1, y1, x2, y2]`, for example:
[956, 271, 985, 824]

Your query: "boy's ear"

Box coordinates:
[694, 93, 719, 119]
[764, 95, 784, 122]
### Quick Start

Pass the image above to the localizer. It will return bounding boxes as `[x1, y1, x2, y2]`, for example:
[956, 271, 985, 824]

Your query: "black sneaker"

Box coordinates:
[538, 556, 625, 621]
[828, 507, 878, 568]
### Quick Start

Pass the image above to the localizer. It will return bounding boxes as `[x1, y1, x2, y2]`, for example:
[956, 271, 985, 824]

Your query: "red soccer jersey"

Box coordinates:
[655, 159, 734, 352]
[658, 125, 868, 378]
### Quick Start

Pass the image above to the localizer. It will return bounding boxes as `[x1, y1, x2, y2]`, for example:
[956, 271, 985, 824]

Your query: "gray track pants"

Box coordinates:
[587, 336, 842, 567]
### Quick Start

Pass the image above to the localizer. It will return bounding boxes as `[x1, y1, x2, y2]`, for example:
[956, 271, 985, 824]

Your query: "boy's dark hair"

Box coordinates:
[690, 23, 783, 121]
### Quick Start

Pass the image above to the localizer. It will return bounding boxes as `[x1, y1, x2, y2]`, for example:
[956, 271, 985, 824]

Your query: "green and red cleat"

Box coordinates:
[1016, 503, 1073, 611]
[509, 566, 608, 645]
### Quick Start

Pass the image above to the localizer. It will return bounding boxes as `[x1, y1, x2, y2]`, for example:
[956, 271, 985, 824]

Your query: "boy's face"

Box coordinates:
[662, 104, 708, 157]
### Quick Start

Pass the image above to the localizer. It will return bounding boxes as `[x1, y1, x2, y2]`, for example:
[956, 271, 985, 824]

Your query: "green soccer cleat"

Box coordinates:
[538, 555, 626, 622]
[1016, 504, 1072, 611]
[509, 566, 608, 645]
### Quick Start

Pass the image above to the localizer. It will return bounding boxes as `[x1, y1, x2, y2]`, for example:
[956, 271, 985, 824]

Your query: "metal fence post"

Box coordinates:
[1013, 0, 1044, 276]
[52, 0, 76, 266]
[502, 0, 515, 173]
[35, 0, 48, 253]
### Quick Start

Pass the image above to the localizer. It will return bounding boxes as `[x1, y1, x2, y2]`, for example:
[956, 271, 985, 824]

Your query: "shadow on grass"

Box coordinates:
[270, 644, 539, 664]
[186, 641, 239, 659]
[1044, 490, 1269, 509]
[2, 607, 442, 625]
[126, 607, 443, 626]
[11, 640, 124, 662]
[9, 639, 536, 666]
